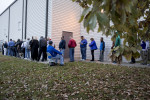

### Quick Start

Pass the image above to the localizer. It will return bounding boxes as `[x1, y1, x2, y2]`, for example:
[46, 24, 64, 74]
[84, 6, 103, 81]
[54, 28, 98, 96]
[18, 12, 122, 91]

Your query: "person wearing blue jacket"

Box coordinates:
[80, 36, 87, 61]
[99, 37, 105, 62]
[8, 39, 15, 56]
[89, 38, 97, 61]
[47, 41, 64, 66]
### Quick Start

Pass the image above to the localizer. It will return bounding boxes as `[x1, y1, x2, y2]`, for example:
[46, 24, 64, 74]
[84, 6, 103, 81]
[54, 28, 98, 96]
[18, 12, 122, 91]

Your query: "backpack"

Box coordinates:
[102, 41, 105, 51]
[26, 41, 30, 50]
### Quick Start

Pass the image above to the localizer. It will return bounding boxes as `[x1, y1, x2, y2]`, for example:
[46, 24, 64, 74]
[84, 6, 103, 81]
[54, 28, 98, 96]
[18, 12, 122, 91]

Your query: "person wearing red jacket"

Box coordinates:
[68, 36, 77, 62]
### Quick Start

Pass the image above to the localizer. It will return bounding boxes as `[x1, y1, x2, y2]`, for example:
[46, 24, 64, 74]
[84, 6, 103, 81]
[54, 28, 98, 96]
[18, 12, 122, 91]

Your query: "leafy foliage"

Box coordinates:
[72, 0, 150, 61]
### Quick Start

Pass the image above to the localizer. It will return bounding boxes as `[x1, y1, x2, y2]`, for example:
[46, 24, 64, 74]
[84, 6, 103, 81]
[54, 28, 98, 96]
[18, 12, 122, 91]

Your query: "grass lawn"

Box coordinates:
[0, 55, 150, 100]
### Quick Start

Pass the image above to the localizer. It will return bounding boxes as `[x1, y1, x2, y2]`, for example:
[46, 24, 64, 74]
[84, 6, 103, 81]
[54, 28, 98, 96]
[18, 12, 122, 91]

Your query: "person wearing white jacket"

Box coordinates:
[22, 38, 30, 59]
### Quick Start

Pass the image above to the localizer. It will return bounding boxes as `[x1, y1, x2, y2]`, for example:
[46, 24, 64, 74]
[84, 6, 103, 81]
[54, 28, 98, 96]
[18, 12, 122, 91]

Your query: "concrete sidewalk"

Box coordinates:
[38, 59, 150, 68]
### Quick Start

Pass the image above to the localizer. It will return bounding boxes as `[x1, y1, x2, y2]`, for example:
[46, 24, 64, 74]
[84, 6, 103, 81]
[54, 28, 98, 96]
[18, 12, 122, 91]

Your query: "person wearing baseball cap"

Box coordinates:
[47, 41, 64, 66]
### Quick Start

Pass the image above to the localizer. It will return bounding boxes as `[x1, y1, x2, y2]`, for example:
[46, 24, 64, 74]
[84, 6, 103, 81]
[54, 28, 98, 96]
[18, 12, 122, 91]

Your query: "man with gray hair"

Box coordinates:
[38, 36, 47, 61]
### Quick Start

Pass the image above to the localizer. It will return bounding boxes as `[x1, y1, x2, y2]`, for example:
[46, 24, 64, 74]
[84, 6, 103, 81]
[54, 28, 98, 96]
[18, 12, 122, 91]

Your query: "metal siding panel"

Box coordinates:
[52, 0, 81, 58]
[23, 0, 26, 40]
[9, 0, 23, 41]
[0, 10, 9, 41]
[27, 0, 46, 40]
[48, 0, 52, 38]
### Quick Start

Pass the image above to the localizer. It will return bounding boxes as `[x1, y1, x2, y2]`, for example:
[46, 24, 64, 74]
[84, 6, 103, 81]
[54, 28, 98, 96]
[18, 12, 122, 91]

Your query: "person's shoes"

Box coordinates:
[82, 59, 85, 61]
[141, 63, 147, 65]
[49, 62, 55, 66]
[80, 59, 83, 61]
[55, 63, 59, 65]
[129, 62, 135, 64]
[113, 61, 117, 64]
[90, 60, 94, 61]
[60, 64, 64, 66]
[69, 61, 74, 62]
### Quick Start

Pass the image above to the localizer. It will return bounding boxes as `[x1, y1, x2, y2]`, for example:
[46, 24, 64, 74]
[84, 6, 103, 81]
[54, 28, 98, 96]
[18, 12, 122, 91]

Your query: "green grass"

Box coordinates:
[0, 55, 150, 100]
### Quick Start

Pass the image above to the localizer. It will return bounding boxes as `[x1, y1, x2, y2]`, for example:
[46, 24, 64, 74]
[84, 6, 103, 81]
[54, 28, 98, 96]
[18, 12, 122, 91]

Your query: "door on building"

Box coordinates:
[62, 31, 73, 58]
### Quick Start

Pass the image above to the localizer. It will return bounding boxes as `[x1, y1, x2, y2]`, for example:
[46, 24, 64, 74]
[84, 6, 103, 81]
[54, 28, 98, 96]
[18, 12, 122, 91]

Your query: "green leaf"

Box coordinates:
[87, 0, 92, 5]
[89, 14, 97, 31]
[114, 46, 120, 51]
[115, 51, 121, 57]
[79, 15, 84, 23]
[131, 47, 137, 53]
[121, 10, 126, 24]
[124, 53, 132, 61]
[82, 7, 91, 16]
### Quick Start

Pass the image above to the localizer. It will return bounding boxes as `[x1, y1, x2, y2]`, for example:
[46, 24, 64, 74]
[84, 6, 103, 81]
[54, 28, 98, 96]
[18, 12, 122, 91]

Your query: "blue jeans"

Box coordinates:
[60, 49, 65, 55]
[69, 48, 74, 62]
[80, 47, 86, 60]
[25, 48, 30, 59]
[10, 47, 14, 56]
[52, 55, 64, 65]
[7, 47, 10, 56]
[99, 50, 104, 61]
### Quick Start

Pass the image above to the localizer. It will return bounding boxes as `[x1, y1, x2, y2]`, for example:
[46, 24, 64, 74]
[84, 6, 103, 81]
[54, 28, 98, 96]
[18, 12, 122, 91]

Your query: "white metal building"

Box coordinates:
[0, 0, 118, 61]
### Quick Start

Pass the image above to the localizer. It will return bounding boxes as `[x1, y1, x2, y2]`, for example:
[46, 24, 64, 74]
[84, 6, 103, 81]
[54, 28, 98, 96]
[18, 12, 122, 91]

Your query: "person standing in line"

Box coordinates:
[59, 36, 66, 55]
[79, 36, 87, 61]
[68, 36, 77, 62]
[21, 41, 26, 58]
[141, 40, 149, 65]
[30, 37, 39, 61]
[24, 38, 31, 59]
[3, 41, 8, 55]
[2, 43, 4, 55]
[14, 40, 18, 57]
[99, 37, 105, 62]
[111, 41, 115, 62]
[140, 40, 146, 65]
[8, 39, 15, 56]
[38, 36, 47, 62]
[16, 39, 22, 57]
[29, 37, 34, 59]
[113, 33, 121, 63]
[89, 38, 97, 61]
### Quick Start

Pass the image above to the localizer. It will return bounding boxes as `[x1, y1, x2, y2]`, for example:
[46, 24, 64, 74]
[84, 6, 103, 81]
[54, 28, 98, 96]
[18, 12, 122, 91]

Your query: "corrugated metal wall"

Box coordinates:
[22, 0, 26, 40]
[9, 0, 23, 41]
[48, 0, 52, 38]
[52, 0, 81, 58]
[0, 0, 131, 62]
[26, 0, 46, 40]
[0, 9, 9, 42]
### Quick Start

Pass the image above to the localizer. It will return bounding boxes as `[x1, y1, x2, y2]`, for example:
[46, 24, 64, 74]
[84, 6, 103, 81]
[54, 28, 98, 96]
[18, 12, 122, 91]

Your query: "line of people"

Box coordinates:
[2, 35, 149, 66]
[2, 36, 106, 65]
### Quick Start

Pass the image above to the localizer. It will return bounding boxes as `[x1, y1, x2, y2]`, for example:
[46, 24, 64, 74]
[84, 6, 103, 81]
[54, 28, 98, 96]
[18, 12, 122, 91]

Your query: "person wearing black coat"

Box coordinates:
[59, 36, 66, 55]
[38, 36, 47, 62]
[30, 37, 39, 61]
[3, 42, 8, 55]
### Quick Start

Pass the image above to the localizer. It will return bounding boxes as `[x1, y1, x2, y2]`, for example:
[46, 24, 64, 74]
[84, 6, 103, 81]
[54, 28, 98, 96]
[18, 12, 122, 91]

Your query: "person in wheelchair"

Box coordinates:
[47, 41, 64, 66]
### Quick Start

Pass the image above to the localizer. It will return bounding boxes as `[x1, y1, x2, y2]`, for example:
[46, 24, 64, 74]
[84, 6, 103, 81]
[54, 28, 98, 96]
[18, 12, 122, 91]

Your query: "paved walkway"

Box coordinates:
[38, 59, 150, 68]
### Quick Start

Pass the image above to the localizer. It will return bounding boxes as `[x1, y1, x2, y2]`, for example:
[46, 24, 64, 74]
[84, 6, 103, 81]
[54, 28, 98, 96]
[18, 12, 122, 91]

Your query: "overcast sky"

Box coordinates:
[0, 0, 15, 14]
